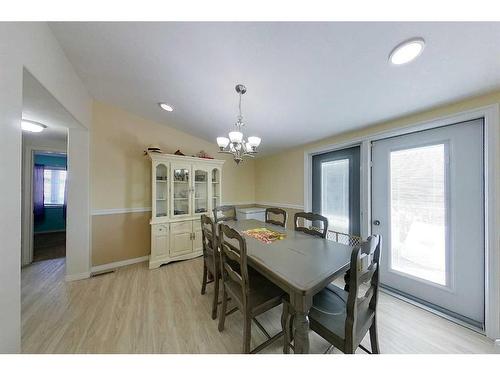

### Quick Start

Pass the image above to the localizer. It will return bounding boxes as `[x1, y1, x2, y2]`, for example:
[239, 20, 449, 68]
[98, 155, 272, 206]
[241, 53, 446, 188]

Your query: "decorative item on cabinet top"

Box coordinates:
[147, 152, 225, 269]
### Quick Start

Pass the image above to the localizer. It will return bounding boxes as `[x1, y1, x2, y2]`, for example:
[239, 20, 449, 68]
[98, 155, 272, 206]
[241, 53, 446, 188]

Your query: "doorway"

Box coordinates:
[371, 119, 485, 328]
[32, 151, 68, 263]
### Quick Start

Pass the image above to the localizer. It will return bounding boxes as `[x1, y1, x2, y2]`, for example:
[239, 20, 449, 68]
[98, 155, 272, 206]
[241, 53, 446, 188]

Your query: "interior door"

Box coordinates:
[371, 119, 484, 327]
[312, 146, 360, 235]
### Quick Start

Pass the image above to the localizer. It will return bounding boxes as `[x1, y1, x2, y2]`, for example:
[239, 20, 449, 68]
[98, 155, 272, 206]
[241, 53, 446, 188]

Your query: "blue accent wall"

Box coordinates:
[34, 154, 67, 233]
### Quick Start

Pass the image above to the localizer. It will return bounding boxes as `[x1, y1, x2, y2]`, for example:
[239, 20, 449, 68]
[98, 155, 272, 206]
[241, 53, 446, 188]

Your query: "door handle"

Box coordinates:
[373, 220, 381, 226]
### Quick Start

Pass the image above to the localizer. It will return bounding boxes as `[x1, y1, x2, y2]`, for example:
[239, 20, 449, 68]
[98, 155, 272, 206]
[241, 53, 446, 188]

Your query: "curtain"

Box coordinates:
[33, 163, 45, 223]
[63, 171, 67, 221]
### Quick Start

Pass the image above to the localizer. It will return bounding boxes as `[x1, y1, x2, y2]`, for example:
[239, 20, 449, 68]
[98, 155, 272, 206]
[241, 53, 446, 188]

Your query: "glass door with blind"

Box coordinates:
[371, 119, 484, 327]
[312, 146, 360, 236]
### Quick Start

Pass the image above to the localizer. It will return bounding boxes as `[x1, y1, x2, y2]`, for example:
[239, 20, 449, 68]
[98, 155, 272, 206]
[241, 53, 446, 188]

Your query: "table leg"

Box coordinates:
[293, 311, 310, 354]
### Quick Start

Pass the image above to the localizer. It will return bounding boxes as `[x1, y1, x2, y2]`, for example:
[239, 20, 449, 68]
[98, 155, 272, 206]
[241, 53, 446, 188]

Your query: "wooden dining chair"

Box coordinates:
[293, 212, 328, 238]
[217, 223, 285, 353]
[295, 235, 382, 354]
[265, 207, 287, 227]
[200, 214, 222, 319]
[325, 230, 363, 292]
[213, 205, 237, 223]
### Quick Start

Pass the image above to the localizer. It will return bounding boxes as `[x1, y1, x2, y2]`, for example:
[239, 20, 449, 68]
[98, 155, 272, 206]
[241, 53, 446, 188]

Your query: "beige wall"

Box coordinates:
[91, 100, 256, 266]
[91, 101, 255, 210]
[92, 212, 151, 266]
[256, 90, 500, 206]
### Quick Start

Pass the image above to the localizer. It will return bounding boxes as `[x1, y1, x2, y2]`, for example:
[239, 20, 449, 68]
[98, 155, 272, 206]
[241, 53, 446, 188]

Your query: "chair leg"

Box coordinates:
[242, 313, 252, 354]
[369, 318, 380, 354]
[201, 260, 208, 295]
[218, 290, 228, 332]
[281, 302, 290, 354]
[211, 274, 220, 320]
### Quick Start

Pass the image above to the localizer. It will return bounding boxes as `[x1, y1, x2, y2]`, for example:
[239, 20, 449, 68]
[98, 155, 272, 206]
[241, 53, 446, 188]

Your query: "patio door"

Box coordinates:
[371, 119, 484, 327]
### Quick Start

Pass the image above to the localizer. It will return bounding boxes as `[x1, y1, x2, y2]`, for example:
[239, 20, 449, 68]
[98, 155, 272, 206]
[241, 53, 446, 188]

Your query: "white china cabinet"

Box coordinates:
[148, 153, 224, 269]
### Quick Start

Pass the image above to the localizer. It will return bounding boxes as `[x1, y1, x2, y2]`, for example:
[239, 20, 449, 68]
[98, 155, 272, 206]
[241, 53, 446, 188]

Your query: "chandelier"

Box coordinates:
[216, 84, 261, 164]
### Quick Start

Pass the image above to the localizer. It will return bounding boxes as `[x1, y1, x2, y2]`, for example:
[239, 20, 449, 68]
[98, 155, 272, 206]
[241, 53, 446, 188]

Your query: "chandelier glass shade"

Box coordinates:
[216, 84, 261, 164]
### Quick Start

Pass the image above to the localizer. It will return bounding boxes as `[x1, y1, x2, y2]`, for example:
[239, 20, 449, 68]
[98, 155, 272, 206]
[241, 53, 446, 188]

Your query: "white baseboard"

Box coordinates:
[65, 271, 91, 282]
[91, 255, 150, 273]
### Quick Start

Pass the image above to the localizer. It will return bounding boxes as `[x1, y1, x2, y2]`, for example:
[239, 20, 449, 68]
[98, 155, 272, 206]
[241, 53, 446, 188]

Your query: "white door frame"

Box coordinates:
[304, 104, 500, 340]
[21, 145, 67, 267]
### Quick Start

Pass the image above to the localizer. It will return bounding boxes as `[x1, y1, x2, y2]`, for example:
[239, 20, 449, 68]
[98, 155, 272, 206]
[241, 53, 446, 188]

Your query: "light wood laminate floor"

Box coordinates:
[21, 257, 499, 354]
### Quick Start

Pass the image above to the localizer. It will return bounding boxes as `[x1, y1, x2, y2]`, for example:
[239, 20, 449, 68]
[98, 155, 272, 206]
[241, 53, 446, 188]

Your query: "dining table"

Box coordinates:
[224, 219, 353, 354]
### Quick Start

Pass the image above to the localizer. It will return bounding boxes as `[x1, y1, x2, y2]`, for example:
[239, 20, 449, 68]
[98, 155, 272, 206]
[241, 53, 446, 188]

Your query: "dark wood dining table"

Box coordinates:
[224, 219, 353, 354]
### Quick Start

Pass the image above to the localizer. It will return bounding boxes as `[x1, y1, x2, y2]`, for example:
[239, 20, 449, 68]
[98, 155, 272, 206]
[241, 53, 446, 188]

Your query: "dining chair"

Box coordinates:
[288, 235, 382, 354]
[200, 214, 221, 319]
[325, 230, 363, 292]
[265, 207, 287, 227]
[217, 223, 285, 353]
[293, 212, 328, 238]
[213, 205, 237, 223]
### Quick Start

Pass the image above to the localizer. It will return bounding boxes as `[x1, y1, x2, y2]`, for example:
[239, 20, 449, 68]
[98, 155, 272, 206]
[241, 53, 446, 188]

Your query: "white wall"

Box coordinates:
[0, 22, 92, 353]
[66, 128, 91, 280]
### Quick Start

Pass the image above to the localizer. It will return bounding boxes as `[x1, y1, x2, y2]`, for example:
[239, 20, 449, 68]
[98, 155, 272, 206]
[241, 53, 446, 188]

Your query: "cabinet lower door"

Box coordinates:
[192, 220, 202, 253]
[170, 221, 193, 257]
[151, 224, 169, 257]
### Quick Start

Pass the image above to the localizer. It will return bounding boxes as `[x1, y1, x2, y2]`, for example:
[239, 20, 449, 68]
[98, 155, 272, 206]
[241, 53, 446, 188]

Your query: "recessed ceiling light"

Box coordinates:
[159, 103, 174, 112]
[389, 38, 425, 65]
[21, 120, 47, 133]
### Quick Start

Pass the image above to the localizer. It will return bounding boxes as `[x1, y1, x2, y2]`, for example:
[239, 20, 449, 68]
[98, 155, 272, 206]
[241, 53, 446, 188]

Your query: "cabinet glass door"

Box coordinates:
[211, 168, 221, 210]
[194, 169, 208, 214]
[155, 163, 168, 218]
[172, 166, 190, 217]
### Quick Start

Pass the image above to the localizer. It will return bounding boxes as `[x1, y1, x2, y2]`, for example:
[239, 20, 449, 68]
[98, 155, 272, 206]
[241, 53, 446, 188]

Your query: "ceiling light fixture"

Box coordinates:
[159, 103, 174, 112]
[389, 38, 425, 65]
[21, 119, 47, 133]
[216, 84, 261, 164]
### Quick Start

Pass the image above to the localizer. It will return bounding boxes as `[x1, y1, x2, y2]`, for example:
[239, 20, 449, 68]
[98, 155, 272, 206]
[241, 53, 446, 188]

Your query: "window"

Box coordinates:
[43, 168, 67, 206]
[389, 143, 447, 285]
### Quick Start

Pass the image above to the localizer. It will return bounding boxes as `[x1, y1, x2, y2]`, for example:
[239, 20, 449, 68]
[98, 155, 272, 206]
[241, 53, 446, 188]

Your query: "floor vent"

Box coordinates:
[91, 269, 116, 278]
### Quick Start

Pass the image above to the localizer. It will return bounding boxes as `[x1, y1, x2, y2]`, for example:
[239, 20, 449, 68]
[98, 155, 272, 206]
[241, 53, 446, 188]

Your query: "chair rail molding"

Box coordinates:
[255, 201, 304, 210]
[92, 207, 152, 216]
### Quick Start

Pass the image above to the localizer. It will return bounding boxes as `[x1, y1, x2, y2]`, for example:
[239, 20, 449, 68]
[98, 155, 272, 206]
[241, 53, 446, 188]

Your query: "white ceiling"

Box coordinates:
[49, 22, 500, 155]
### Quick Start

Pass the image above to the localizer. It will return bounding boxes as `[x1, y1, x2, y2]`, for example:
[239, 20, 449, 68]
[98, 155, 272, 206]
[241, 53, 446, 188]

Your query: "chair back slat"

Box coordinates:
[265, 207, 287, 227]
[218, 223, 249, 296]
[201, 214, 217, 265]
[213, 205, 237, 223]
[358, 263, 377, 284]
[345, 235, 381, 344]
[294, 212, 328, 238]
[223, 262, 244, 285]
